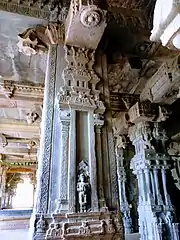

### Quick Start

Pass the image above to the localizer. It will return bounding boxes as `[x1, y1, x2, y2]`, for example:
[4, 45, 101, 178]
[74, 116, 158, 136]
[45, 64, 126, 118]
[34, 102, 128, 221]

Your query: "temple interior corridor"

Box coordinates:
[0, 0, 180, 240]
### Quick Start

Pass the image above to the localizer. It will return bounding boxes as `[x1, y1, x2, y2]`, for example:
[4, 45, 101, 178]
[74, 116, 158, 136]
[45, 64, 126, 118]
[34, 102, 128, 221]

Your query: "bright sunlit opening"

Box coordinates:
[12, 177, 34, 209]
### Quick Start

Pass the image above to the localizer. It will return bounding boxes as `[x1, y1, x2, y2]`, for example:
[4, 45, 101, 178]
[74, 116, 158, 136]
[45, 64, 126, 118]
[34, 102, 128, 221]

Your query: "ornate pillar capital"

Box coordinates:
[17, 23, 65, 56]
[65, 1, 107, 49]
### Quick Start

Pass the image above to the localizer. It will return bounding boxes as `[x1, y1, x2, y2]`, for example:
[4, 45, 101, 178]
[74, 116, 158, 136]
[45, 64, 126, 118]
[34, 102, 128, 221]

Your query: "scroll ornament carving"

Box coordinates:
[17, 23, 65, 56]
[0, 134, 7, 148]
[80, 5, 103, 28]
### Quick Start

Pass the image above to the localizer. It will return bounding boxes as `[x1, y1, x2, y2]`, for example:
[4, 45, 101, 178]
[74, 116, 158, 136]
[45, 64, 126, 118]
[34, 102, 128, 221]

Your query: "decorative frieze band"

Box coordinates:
[0, 80, 44, 100]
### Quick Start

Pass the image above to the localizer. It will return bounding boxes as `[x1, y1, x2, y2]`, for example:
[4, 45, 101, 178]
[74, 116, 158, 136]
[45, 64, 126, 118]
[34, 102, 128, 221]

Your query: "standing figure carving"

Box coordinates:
[77, 172, 90, 212]
[77, 160, 91, 212]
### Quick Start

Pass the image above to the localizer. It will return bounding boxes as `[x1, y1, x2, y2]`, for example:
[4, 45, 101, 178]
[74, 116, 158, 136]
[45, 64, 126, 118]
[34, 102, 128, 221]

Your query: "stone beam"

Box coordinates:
[110, 93, 139, 117]
[7, 167, 35, 173]
[3, 155, 37, 163]
[107, 7, 149, 34]
[0, 147, 37, 157]
[0, 80, 44, 103]
[140, 57, 180, 104]
[0, 119, 40, 139]
[0, 0, 68, 21]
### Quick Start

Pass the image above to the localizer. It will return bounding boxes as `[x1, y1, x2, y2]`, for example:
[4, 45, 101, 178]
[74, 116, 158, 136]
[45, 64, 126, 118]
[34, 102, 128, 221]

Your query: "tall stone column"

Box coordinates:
[34, 45, 57, 214]
[128, 101, 179, 240]
[114, 135, 133, 234]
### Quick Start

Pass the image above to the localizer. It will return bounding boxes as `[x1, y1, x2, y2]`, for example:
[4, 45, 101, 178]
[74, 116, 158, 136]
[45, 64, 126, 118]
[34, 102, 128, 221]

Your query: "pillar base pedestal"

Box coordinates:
[32, 211, 124, 240]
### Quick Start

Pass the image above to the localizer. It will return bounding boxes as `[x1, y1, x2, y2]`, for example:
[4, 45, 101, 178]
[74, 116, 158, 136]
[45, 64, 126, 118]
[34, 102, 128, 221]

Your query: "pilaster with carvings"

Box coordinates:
[34, 45, 57, 215]
[94, 115, 107, 211]
[128, 101, 179, 240]
[113, 131, 133, 235]
[56, 110, 70, 213]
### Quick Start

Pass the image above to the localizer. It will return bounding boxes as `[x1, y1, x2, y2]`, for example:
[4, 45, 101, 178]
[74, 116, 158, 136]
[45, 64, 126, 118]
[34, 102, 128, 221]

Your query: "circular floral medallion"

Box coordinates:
[80, 7, 103, 28]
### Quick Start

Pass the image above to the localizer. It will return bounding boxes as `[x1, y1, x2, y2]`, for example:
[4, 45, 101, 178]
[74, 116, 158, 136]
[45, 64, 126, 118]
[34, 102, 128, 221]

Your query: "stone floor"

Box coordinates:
[0, 229, 28, 240]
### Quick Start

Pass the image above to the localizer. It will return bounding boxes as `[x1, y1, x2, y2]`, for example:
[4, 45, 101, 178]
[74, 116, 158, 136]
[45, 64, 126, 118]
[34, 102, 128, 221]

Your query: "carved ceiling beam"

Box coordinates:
[140, 57, 180, 104]
[0, 147, 37, 157]
[0, 136, 39, 149]
[127, 101, 170, 124]
[0, 0, 69, 20]
[107, 7, 149, 34]
[0, 80, 44, 100]
[0, 119, 40, 139]
[1, 155, 36, 163]
[110, 93, 139, 117]
[112, 112, 130, 136]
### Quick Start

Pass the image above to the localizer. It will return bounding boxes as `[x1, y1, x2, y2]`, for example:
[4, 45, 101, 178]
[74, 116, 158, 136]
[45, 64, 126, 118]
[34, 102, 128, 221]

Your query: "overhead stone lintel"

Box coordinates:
[140, 58, 180, 104]
[110, 93, 140, 114]
[0, 80, 44, 100]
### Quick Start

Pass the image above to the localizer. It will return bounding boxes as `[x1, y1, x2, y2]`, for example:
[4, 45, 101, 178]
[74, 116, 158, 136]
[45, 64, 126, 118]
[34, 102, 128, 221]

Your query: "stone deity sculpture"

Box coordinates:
[77, 172, 90, 212]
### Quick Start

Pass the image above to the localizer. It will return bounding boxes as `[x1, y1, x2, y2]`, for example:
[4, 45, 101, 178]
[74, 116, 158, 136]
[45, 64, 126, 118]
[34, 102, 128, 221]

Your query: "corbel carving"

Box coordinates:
[65, 1, 107, 49]
[128, 101, 157, 124]
[140, 58, 180, 104]
[156, 105, 171, 122]
[26, 105, 42, 125]
[112, 112, 129, 136]
[17, 23, 65, 56]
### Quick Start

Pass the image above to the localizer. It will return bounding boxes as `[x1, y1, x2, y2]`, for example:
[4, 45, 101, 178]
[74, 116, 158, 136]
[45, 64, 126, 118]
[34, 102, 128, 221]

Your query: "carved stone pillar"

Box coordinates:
[114, 135, 133, 234]
[21, 3, 124, 238]
[68, 109, 77, 213]
[128, 101, 179, 240]
[56, 110, 70, 213]
[95, 122, 106, 210]
[33, 45, 57, 215]
[88, 111, 99, 211]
